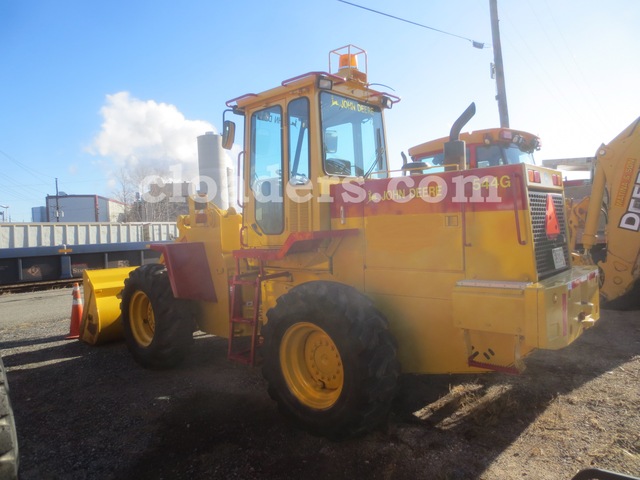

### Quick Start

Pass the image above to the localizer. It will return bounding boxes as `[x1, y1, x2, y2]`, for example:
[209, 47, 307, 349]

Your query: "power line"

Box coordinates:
[0, 171, 49, 197]
[539, 0, 607, 129]
[0, 183, 39, 202]
[499, 6, 592, 132]
[0, 149, 55, 183]
[337, 0, 489, 49]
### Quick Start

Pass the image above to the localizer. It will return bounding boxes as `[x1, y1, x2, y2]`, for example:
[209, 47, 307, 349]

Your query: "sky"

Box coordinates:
[1, 0, 639, 222]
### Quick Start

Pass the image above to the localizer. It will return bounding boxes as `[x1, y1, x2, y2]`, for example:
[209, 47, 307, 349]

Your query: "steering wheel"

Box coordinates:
[325, 158, 352, 176]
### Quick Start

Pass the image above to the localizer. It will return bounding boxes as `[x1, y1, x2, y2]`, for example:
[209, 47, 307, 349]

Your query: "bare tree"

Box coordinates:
[112, 164, 190, 223]
[111, 167, 139, 222]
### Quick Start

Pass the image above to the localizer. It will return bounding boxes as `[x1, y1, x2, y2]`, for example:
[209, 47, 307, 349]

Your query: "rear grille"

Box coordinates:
[528, 191, 570, 280]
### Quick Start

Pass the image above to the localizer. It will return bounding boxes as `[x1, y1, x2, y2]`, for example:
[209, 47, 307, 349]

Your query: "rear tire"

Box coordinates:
[121, 264, 196, 369]
[0, 355, 19, 480]
[262, 281, 400, 439]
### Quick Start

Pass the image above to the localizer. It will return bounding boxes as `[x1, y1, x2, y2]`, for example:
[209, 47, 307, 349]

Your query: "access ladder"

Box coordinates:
[228, 255, 289, 365]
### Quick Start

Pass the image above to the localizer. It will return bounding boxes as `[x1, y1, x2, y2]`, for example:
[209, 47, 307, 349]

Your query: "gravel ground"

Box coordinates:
[0, 287, 639, 480]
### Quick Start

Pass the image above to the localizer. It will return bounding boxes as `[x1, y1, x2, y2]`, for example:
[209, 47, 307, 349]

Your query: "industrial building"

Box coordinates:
[43, 194, 126, 222]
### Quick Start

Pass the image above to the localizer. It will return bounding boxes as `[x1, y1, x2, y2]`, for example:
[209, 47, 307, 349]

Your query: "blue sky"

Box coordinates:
[1, 0, 639, 222]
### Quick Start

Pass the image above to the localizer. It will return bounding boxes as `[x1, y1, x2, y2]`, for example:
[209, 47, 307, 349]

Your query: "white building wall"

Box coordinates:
[107, 199, 126, 222]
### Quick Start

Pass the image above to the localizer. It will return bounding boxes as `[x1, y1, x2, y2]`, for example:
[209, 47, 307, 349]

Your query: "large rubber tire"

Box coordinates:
[121, 264, 196, 369]
[262, 281, 400, 439]
[0, 355, 19, 480]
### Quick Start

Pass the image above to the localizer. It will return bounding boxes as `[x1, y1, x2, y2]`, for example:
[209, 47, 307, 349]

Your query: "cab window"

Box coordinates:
[320, 91, 387, 178]
[250, 105, 283, 235]
[414, 148, 469, 173]
[288, 97, 310, 185]
[476, 145, 535, 168]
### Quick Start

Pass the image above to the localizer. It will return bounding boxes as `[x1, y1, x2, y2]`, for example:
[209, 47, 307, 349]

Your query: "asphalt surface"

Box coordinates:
[0, 289, 71, 327]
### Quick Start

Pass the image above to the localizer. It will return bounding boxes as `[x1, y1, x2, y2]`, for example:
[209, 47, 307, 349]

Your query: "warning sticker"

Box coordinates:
[552, 247, 566, 270]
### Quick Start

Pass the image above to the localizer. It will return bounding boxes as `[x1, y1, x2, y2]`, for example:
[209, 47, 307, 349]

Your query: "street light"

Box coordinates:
[0, 204, 8, 223]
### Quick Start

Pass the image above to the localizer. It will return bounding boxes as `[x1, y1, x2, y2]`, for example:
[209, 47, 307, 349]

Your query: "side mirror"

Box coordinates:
[324, 130, 338, 154]
[222, 120, 236, 150]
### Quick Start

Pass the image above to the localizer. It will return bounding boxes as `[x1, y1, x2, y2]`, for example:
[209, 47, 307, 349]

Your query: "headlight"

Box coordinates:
[317, 76, 333, 90]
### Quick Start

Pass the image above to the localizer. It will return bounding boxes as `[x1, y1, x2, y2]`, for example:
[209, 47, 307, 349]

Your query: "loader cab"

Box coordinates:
[224, 45, 397, 248]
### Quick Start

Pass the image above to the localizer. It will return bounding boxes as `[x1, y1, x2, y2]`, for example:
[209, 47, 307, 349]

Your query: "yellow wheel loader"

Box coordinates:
[81, 45, 600, 438]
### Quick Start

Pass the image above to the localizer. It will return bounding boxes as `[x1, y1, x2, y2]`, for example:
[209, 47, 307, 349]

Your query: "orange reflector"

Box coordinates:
[528, 169, 535, 182]
[534, 170, 541, 183]
[339, 53, 358, 69]
[545, 194, 560, 239]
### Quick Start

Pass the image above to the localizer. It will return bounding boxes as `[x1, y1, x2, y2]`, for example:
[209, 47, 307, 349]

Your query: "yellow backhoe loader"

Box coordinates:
[567, 117, 640, 308]
[80, 46, 599, 438]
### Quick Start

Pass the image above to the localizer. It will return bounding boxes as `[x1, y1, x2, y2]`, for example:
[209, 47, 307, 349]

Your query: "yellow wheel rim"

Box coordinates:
[280, 322, 343, 410]
[129, 290, 155, 347]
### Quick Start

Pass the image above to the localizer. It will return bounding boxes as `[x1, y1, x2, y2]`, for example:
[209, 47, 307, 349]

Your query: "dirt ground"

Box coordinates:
[0, 289, 638, 480]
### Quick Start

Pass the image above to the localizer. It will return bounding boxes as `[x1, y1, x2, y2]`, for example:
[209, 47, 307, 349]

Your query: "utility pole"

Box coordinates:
[55, 177, 61, 222]
[490, 0, 509, 128]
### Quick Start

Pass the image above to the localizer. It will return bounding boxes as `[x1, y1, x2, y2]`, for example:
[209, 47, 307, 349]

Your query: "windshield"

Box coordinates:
[320, 91, 387, 178]
[476, 145, 535, 168]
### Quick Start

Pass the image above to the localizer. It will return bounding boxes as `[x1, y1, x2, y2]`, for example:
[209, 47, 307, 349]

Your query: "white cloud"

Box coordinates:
[90, 92, 216, 178]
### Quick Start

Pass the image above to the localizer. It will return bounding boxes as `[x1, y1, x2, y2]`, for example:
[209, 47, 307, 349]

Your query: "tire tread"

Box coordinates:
[121, 264, 196, 369]
[262, 281, 400, 439]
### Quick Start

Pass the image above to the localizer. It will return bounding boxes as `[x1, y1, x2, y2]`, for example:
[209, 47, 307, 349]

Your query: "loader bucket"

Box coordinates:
[80, 266, 136, 345]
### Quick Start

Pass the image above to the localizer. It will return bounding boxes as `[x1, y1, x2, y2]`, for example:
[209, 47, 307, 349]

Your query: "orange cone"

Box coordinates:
[65, 283, 83, 340]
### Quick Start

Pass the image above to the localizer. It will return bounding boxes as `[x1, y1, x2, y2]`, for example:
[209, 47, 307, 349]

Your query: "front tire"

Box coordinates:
[262, 281, 400, 439]
[121, 264, 196, 369]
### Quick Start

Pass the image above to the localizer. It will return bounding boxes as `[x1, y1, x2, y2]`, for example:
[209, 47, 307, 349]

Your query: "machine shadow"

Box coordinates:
[389, 308, 639, 476]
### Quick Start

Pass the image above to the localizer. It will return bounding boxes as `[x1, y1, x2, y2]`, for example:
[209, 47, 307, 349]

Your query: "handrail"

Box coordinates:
[226, 93, 258, 108]
[462, 203, 472, 247]
[510, 173, 527, 245]
[237, 151, 245, 209]
[281, 71, 346, 87]
[239, 225, 249, 248]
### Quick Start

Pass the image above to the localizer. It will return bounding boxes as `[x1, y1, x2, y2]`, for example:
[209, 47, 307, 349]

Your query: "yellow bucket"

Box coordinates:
[80, 267, 136, 345]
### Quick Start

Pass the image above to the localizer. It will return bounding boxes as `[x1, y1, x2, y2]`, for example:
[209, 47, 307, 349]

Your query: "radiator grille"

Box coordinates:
[528, 191, 570, 279]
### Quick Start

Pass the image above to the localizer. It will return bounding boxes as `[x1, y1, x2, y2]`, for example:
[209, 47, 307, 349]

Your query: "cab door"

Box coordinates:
[244, 97, 312, 248]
